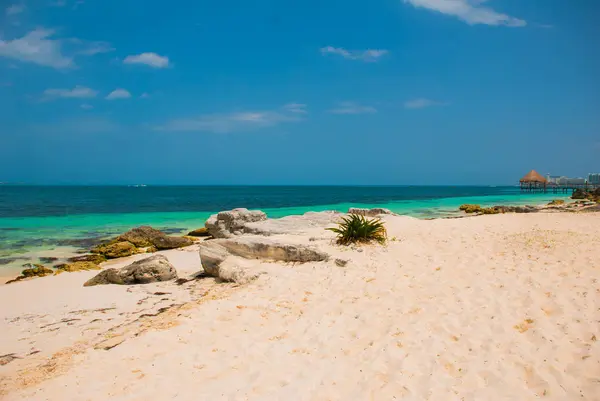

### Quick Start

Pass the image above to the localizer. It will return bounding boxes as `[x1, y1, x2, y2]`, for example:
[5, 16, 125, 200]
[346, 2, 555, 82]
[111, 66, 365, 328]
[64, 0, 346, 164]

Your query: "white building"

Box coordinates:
[589, 173, 600, 184]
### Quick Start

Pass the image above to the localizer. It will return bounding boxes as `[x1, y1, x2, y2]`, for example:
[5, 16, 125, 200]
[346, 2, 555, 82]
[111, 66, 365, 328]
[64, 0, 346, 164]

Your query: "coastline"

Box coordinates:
[0, 190, 572, 279]
[1, 209, 598, 400]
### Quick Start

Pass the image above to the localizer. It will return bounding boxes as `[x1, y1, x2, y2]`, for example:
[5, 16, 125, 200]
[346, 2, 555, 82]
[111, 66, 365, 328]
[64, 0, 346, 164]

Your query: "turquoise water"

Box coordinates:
[0, 186, 569, 277]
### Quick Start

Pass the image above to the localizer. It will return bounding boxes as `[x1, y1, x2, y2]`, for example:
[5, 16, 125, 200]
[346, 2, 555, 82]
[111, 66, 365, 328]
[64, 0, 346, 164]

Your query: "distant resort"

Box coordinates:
[519, 170, 600, 193]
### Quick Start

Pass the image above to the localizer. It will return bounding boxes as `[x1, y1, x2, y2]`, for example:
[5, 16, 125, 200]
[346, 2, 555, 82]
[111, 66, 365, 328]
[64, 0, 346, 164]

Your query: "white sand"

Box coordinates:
[1, 212, 599, 400]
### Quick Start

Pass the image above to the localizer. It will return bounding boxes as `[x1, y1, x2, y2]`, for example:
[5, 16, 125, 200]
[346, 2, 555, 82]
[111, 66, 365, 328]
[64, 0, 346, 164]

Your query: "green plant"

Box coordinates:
[327, 214, 387, 245]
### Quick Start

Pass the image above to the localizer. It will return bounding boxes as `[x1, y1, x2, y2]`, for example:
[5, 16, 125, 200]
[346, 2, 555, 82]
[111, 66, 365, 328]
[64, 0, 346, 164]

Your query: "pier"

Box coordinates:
[519, 169, 600, 193]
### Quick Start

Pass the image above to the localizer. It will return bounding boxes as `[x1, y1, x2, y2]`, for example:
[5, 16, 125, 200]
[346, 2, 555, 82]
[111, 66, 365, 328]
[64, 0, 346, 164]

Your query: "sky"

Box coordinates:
[0, 0, 599, 185]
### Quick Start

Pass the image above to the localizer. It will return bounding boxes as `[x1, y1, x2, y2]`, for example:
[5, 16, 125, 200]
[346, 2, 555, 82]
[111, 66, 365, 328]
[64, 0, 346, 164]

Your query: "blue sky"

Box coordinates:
[0, 0, 598, 185]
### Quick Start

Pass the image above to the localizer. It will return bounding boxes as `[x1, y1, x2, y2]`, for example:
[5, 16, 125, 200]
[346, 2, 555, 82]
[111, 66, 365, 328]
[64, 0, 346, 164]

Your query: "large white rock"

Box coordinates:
[205, 208, 267, 238]
[348, 208, 395, 217]
[244, 211, 342, 236]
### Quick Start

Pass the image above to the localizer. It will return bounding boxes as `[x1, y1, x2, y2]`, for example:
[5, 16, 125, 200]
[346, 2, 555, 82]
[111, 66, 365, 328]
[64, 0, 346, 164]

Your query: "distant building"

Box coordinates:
[546, 175, 561, 185]
[589, 173, 600, 184]
[546, 175, 586, 186]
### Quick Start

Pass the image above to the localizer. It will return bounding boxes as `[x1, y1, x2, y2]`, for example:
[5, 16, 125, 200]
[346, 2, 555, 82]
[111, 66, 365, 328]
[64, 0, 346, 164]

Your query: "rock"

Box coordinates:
[219, 236, 329, 263]
[146, 245, 158, 253]
[548, 199, 565, 206]
[205, 208, 267, 238]
[244, 211, 341, 236]
[571, 189, 589, 200]
[335, 258, 349, 267]
[187, 227, 210, 237]
[39, 257, 59, 264]
[21, 264, 54, 278]
[67, 254, 107, 264]
[348, 208, 394, 217]
[492, 205, 538, 214]
[198, 241, 230, 277]
[481, 207, 500, 215]
[56, 261, 101, 273]
[459, 204, 482, 214]
[91, 241, 139, 259]
[116, 226, 193, 250]
[84, 255, 177, 287]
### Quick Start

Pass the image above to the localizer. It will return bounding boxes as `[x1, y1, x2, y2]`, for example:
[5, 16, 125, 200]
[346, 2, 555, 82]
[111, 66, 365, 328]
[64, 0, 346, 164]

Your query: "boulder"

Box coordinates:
[219, 236, 329, 263]
[571, 189, 589, 200]
[21, 264, 54, 278]
[348, 208, 394, 217]
[84, 255, 177, 287]
[116, 226, 193, 250]
[91, 241, 139, 259]
[205, 208, 267, 238]
[187, 227, 210, 237]
[244, 211, 342, 236]
[459, 204, 482, 214]
[56, 261, 101, 273]
[548, 199, 565, 206]
[492, 205, 538, 214]
[198, 241, 264, 284]
[67, 254, 107, 264]
[198, 241, 230, 277]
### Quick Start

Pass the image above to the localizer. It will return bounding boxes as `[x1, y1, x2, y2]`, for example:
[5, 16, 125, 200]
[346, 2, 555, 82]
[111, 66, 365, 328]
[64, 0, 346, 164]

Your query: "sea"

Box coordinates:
[0, 185, 569, 277]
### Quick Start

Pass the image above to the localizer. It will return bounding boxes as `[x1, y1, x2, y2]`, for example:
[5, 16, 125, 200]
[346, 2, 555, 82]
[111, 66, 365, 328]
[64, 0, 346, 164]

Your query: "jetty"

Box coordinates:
[520, 169, 600, 193]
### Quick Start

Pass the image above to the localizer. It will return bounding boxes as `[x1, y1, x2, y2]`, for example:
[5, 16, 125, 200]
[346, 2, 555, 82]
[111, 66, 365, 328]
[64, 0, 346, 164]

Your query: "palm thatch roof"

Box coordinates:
[520, 170, 547, 183]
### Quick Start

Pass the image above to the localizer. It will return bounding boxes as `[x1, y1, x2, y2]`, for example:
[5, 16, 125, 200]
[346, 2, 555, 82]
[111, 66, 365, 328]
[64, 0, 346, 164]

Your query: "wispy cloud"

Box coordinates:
[105, 88, 131, 100]
[43, 85, 97, 99]
[283, 103, 307, 114]
[320, 46, 389, 62]
[139, 92, 150, 99]
[0, 29, 73, 68]
[0, 29, 114, 69]
[403, 0, 526, 27]
[404, 98, 447, 109]
[157, 104, 305, 133]
[72, 40, 114, 55]
[328, 101, 377, 115]
[6, 4, 25, 16]
[123, 52, 170, 68]
[80, 103, 93, 110]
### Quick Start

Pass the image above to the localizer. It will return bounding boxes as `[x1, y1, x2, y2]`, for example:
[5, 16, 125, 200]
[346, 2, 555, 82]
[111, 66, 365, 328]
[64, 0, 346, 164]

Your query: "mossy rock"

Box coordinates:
[548, 199, 565, 206]
[67, 254, 107, 264]
[91, 241, 139, 259]
[187, 227, 210, 237]
[183, 235, 201, 242]
[481, 207, 500, 215]
[55, 261, 101, 273]
[146, 246, 158, 253]
[459, 204, 482, 214]
[21, 264, 54, 278]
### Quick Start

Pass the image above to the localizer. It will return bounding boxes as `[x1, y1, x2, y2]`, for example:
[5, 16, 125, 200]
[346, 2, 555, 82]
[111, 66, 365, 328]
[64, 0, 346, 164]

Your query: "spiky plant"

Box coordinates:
[327, 214, 387, 245]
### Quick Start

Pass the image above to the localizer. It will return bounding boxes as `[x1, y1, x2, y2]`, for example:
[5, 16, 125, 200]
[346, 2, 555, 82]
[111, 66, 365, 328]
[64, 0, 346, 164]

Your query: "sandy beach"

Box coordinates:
[1, 211, 599, 401]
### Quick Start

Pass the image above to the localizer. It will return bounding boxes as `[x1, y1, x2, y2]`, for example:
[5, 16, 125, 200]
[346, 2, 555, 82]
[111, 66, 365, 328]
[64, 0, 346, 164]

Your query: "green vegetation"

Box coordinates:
[327, 214, 387, 245]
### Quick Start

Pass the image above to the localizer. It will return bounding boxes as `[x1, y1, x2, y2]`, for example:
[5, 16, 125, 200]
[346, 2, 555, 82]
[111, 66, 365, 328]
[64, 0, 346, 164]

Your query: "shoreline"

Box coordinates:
[0, 193, 577, 280]
[1, 209, 598, 400]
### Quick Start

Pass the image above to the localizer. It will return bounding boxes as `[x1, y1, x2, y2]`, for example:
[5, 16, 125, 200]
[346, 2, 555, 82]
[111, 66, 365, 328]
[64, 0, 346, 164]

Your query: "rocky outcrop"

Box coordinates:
[492, 205, 538, 214]
[6, 264, 55, 283]
[67, 254, 107, 264]
[244, 211, 341, 236]
[198, 236, 328, 283]
[572, 189, 589, 200]
[187, 228, 210, 237]
[55, 261, 101, 273]
[459, 204, 482, 214]
[220, 237, 329, 263]
[348, 208, 394, 217]
[84, 255, 177, 287]
[205, 208, 267, 238]
[116, 226, 193, 250]
[92, 241, 139, 259]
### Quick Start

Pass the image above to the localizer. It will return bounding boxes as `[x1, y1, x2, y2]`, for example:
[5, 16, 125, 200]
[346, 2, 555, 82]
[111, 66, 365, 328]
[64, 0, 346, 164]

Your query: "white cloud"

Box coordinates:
[403, 0, 526, 27]
[283, 103, 307, 114]
[105, 88, 131, 100]
[328, 101, 377, 115]
[403, 98, 446, 109]
[0, 29, 73, 68]
[320, 46, 389, 62]
[80, 103, 93, 109]
[43, 85, 97, 99]
[123, 52, 170, 68]
[157, 104, 304, 133]
[6, 4, 25, 16]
